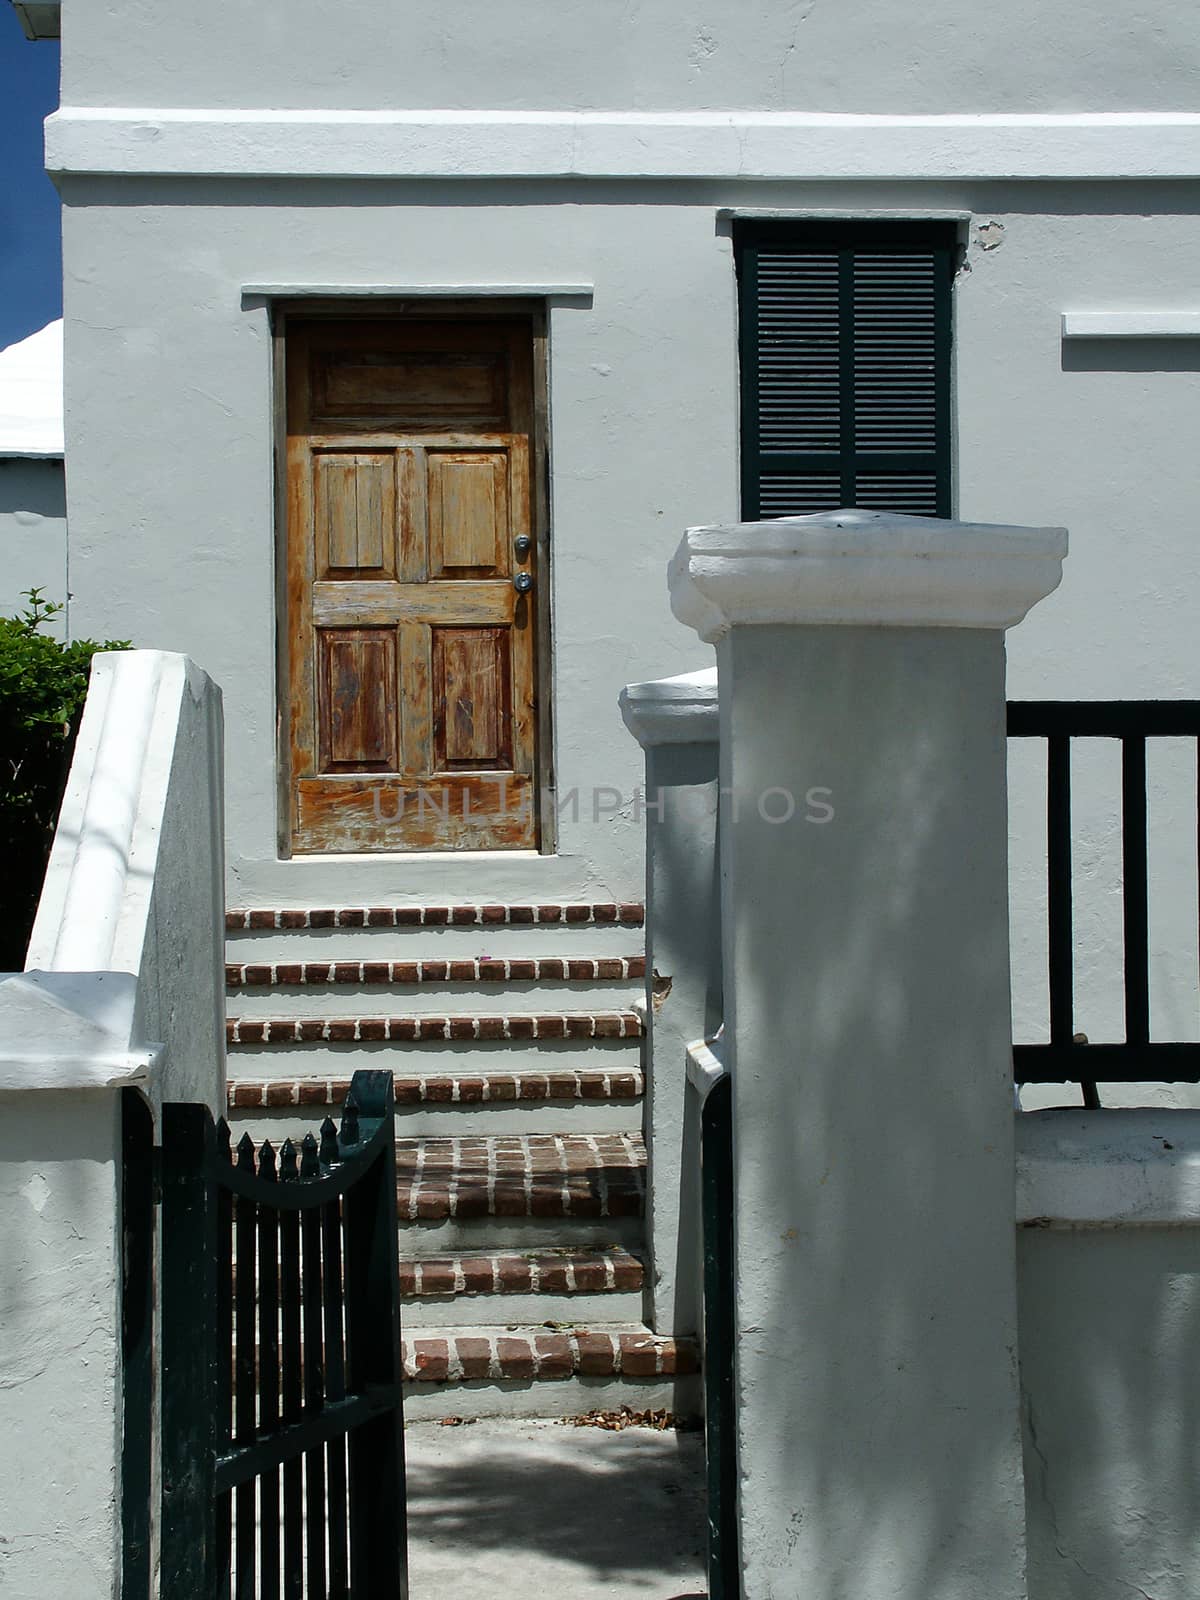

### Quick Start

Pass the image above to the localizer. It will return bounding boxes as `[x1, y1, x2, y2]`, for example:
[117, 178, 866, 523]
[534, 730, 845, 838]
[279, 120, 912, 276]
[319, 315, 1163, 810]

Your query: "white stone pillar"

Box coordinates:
[619, 668, 721, 1336]
[669, 508, 1067, 1600]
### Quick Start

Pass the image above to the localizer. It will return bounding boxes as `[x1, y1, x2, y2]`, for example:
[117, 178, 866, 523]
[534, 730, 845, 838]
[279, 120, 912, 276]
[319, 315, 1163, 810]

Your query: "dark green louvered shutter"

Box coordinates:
[736, 221, 955, 519]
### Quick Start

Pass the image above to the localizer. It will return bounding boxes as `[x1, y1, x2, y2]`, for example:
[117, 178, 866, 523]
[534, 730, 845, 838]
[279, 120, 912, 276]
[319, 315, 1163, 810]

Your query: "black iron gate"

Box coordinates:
[157, 1068, 407, 1599]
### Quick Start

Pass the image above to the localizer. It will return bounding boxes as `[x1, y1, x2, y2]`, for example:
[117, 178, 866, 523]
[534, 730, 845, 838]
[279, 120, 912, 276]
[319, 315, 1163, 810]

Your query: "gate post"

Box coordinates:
[159, 1103, 222, 1599]
[669, 509, 1067, 1600]
[619, 667, 721, 1338]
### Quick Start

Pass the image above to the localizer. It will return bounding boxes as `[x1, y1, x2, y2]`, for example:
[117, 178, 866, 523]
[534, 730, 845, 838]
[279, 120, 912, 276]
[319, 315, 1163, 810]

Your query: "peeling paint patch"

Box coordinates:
[22, 1173, 50, 1216]
[651, 970, 673, 1012]
[690, 25, 717, 74]
[975, 219, 1006, 252]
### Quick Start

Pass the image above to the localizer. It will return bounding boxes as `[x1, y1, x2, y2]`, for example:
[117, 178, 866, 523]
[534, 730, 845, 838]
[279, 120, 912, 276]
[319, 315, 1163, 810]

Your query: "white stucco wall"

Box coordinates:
[0, 1090, 123, 1596]
[0, 457, 67, 631]
[56, 181, 1200, 936]
[59, 0, 1200, 114]
[1017, 1110, 1200, 1599]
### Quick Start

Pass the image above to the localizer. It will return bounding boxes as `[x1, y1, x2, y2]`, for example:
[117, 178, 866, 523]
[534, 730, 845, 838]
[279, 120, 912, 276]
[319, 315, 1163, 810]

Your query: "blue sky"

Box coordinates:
[0, 7, 61, 351]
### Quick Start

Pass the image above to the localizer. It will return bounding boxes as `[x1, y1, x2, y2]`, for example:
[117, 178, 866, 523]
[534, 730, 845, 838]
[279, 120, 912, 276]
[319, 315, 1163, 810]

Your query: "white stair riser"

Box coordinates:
[400, 1288, 644, 1328]
[227, 923, 643, 962]
[397, 1214, 645, 1253]
[400, 1372, 701, 1421]
[226, 1036, 643, 1077]
[226, 978, 642, 1018]
[228, 1099, 643, 1142]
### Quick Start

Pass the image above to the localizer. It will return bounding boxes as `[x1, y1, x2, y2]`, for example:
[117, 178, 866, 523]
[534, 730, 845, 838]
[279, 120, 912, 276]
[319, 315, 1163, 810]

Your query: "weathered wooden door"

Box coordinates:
[285, 318, 539, 853]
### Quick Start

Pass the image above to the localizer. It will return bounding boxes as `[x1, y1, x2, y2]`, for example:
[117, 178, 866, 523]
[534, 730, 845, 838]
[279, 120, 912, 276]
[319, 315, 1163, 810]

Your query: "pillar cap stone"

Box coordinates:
[668, 508, 1068, 642]
[619, 667, 719, 748]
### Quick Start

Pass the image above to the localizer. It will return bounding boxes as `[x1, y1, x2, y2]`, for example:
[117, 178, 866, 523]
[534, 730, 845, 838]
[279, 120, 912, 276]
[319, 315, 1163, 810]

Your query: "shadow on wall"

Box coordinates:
[1061, 340, 1200, 373]
[733, 625, 1025, 1598]
[1018, 1227, 1200, 1599]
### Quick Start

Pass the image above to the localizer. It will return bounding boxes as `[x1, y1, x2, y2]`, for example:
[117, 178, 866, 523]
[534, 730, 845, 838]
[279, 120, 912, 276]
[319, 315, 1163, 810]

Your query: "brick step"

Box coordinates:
[226, 903, 645, 964]
[227, 956, 645, 987]
[228, 1068, 645, 1112]
[232, 1246, 645, 1330]
[227, 1011, 644, 1047]
[396, 1132, 645, 1224]
[227, 902, 645, 933]
[226, 1034, 642, 1083]
[401, 1245, 644, 1298]
[225, 956, 645, 1020]
[403, 1327, 697, 1384]
[399, 1326, 702, 1420]
[399, 1245, 645, 1328]
[226, 1066, 645, 1139]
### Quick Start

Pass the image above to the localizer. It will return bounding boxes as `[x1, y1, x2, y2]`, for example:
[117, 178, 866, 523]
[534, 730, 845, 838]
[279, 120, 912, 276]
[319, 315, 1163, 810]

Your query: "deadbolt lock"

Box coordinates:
[513, 572, 534, 595]
[514, 534, 533, 558]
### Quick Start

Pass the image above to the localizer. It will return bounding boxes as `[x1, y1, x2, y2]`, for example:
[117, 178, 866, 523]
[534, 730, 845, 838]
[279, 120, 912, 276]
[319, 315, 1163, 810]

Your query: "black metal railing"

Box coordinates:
[158, 1069, 407, 1599]
[1009, 700, 1200, 1104]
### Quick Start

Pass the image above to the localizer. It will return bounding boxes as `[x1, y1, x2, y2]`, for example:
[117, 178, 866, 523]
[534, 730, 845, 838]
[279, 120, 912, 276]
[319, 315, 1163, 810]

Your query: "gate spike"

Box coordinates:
[258, 1139, 278, 1181]
[216, 1118, 232, 1162]
[340, 1094, 360, 1148]
[236, 1132, 256, 1171]
[300, 1131, 320, 1179]
[319, 1116, 339, 1166]
[279, 1138, 299, 1182]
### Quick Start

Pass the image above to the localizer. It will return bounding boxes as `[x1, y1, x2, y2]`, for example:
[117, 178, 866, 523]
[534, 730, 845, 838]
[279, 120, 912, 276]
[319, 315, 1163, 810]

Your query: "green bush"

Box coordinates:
[0, 590, 130, 970]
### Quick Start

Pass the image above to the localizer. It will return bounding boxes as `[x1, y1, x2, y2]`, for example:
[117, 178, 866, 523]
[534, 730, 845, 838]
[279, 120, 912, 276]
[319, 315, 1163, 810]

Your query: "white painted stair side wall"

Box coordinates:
[0, 650, 225, 1600]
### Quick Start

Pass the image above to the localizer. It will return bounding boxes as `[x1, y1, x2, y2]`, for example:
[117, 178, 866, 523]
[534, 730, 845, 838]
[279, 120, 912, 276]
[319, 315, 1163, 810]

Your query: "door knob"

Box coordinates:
[513, 572, 534, 594]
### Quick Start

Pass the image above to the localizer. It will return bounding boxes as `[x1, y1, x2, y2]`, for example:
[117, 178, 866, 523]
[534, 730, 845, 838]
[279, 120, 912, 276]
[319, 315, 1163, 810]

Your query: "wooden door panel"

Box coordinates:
[317, 628, 398, 772]
[433, 626, 512, 771]
[314, 354, 508, 428]
[286, 318, 539, 854]
[314, 451, 397, 577]
[429, 452, 509, 578]
[311, 580, 513, 627]
[294, 773, 536, 853]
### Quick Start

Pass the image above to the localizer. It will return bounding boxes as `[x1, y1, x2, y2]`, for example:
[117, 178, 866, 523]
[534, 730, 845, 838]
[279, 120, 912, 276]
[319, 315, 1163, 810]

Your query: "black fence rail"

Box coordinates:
[1008, 700, 1200, 1104]
[159, 1069, 407, 1599]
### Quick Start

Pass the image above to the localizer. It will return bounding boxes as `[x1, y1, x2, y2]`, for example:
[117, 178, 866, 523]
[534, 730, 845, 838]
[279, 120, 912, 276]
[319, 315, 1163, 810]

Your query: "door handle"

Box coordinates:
[513, 572, 534, 594]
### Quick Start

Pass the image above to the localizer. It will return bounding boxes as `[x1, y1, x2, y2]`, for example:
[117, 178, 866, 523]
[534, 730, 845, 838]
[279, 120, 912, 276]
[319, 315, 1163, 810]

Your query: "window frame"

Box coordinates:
[735, 219, 957, 520]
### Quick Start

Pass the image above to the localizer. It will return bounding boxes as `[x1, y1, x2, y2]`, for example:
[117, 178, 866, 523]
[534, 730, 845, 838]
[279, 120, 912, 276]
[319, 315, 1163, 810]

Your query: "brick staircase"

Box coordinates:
[223, 901, 700, 1418]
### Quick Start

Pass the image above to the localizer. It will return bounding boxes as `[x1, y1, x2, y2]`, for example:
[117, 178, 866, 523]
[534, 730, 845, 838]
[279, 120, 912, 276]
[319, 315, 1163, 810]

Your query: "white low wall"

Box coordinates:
[0, 650, 225, 1599]
[0, 457, 67, 634]
[1016, 1110, 1200, 1600]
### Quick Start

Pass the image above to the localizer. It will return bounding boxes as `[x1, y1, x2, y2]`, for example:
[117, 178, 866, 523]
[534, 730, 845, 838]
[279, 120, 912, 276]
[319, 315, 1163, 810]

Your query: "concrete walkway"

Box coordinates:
[404, 1417, 707, 1599]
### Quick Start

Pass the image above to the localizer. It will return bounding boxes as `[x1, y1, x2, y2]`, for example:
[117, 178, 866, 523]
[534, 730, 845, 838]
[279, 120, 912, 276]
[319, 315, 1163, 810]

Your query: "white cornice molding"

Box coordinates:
[242, 282, 593, 301]
[619, 667, 719, 749]
[44, 108, 1200, 181]
[669, 509, 1068, 640]
[1063, 311, 1200, 339]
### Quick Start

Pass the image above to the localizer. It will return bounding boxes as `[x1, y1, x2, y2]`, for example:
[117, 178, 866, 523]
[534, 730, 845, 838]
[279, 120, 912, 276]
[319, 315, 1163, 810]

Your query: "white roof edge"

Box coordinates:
[0, 319, 64, 458]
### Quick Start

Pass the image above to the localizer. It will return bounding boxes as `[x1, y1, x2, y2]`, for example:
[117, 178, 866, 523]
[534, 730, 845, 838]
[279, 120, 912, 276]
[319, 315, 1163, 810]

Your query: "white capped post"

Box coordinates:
[669, 508, 1066, 1600]
[620, 668, 721, 1337]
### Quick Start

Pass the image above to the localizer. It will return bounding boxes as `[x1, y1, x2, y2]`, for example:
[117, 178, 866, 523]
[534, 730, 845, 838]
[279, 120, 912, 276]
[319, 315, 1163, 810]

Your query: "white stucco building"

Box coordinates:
[0, 319, 66, 632]
[21, 0, 1200, 914]
[12, 0, 1200, 1438]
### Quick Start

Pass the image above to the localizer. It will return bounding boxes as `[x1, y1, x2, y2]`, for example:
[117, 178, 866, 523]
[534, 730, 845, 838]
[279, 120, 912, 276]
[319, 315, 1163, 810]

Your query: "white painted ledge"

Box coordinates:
[1062, 311, 1200, 339]
[619, 668, 719, 749]
[686, 1034, 727, 1101]
[242, 282, 593, 302]
[0, 972, 162, 1095]
[1017, 1109, 1200, 1225]
[669, 508, 1068, 641]
[27, 651, 211, 973]
[44, 108, 1200, 181]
